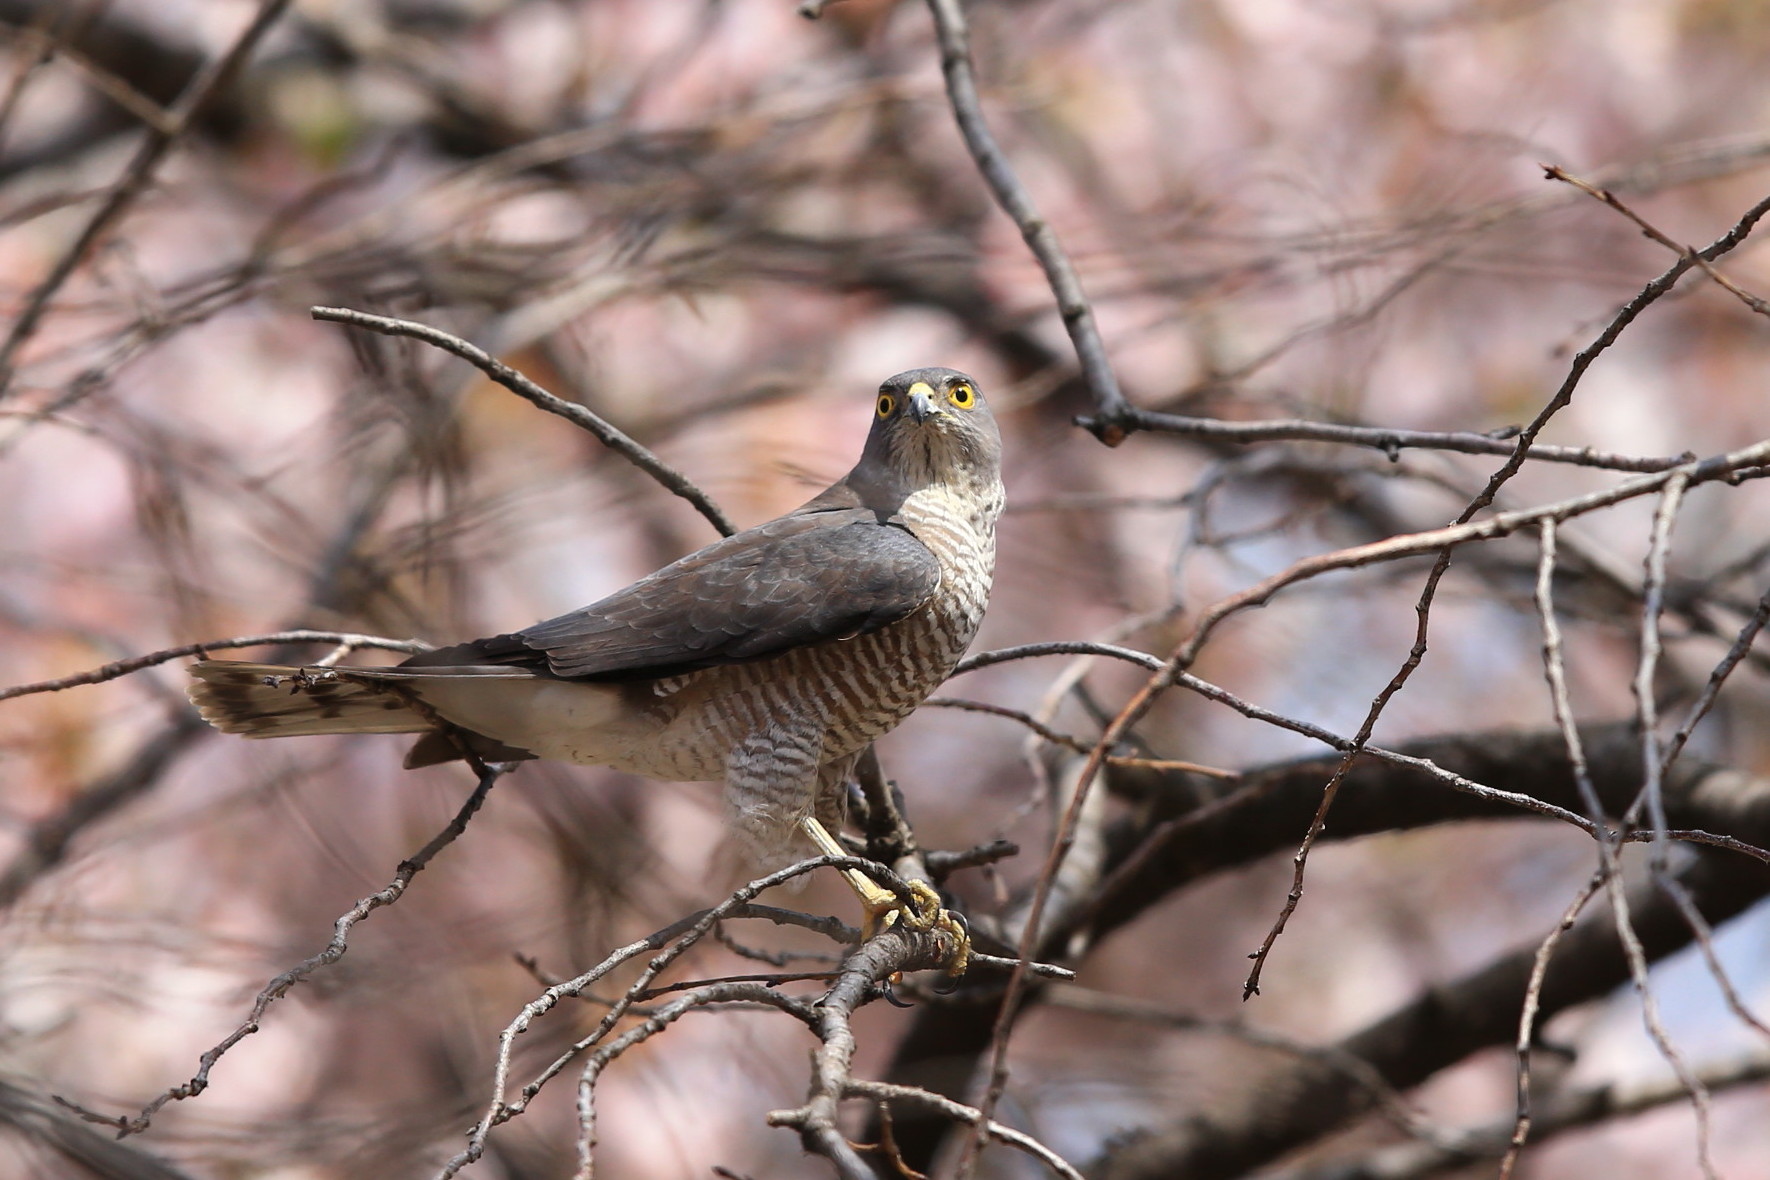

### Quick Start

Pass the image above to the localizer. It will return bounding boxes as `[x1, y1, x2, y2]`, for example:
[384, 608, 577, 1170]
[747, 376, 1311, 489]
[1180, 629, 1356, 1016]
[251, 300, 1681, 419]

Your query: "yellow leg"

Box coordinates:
[800, 816, 970, 976]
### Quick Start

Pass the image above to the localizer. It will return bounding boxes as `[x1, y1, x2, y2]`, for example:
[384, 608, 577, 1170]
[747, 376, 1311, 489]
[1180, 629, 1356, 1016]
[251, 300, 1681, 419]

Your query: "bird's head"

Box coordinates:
[861, 366, 1002, 490]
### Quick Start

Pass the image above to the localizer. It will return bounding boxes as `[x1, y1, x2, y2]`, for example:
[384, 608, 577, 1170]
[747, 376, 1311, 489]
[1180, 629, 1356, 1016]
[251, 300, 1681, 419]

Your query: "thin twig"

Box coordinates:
[924, 696, 1235, 777]
[310, 306, 737, 538]
[62, 757, 506, 1136]
[574, 982, 819, 1180]
[0, 631, 432, 702]
[1121, 409, 1691, 473]
[1633, 473, 1690, 859]
[1499, 870, 1606, 1180]
[845, 1080, 1083, 1180]
[1546, 165, 1770, 318]
[950, 640, 1165, 676]
[440, 854, 971, 1179]
[1661, 585, 1770, 771]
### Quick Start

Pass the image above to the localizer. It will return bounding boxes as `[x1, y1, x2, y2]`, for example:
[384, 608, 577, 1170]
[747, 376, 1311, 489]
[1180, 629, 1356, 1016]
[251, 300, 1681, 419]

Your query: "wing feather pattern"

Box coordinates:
[405, 508, 940, 681]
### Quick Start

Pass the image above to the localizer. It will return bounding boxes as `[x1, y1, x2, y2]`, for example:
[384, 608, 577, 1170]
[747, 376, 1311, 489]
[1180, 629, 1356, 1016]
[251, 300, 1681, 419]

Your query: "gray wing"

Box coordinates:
[407, 508, 940, 681]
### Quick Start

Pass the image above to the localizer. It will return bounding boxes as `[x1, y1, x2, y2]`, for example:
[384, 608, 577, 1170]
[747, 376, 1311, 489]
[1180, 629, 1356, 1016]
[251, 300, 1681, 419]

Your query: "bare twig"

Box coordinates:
[0, 630, 432, 702]
[1120, 409, 1691, 473]
[1546, 165, 1770, 318]
[845, 1080, 1082, 1180]
[1498, 870, 1606, 1179]
[1507, 519, 1615, 1175]
[924, 696, 1234, 776]
[575, 982, 819, 1180]
[1632, 473, 1691, 857]
[1661, 585, 1770, 771]
[310, 306, 737, 538]
[951, 640, 1165, 676]
[441, 854, 981, 1178]
[63, 757, 506, 1136]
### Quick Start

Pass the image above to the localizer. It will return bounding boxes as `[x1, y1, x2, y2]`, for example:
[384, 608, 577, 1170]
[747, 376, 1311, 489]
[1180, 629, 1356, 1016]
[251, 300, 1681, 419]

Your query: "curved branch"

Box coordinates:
[310, 306, 737, 538]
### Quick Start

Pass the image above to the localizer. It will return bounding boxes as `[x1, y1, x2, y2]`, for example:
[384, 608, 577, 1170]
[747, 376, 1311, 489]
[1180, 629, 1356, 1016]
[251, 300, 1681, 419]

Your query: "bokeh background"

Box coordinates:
[1, 0, 1769, 1177]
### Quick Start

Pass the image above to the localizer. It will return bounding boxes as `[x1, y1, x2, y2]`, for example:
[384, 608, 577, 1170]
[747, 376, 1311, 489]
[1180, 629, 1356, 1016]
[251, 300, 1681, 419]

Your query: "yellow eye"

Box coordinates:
[948, 383, 975, 408]
[876, 393, 896, 419]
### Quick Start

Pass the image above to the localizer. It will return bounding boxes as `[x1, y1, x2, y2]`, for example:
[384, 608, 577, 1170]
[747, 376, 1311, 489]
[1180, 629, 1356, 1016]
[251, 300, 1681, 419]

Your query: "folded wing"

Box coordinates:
[406, 508, 942, 681]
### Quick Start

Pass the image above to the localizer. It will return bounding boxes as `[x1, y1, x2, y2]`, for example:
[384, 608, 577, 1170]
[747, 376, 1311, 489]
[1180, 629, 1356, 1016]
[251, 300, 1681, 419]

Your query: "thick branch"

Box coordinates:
[878, 724, 1770, 1171]
[1090, 846, 1767, 1180]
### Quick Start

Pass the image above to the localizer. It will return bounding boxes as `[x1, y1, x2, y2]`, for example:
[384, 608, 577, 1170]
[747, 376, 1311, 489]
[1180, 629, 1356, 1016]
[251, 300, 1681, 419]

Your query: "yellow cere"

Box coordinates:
[908, 381, 935, 400]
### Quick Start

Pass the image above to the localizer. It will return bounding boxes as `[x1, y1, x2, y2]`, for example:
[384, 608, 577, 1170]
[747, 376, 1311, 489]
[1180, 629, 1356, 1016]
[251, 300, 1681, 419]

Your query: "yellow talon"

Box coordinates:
[801, 817, 971, 976]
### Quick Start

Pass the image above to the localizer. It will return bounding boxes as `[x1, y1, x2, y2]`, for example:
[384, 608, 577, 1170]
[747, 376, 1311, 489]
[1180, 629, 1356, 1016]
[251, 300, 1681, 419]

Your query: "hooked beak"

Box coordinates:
[905, 381, 941, 424]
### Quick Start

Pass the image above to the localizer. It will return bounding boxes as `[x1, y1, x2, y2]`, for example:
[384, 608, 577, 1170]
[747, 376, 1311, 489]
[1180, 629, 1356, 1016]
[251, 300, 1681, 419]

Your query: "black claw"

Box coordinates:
[881, 980, 915, 1008]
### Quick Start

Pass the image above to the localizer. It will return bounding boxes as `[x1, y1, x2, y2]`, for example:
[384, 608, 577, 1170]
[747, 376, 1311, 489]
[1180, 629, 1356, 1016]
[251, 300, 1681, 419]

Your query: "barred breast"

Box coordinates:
[596, 481, 1000, 782]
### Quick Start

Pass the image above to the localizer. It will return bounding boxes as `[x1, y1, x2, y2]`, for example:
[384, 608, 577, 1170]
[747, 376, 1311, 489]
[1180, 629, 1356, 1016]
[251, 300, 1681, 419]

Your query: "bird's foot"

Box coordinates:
[861, 880, 971, 978]
[800, 816, 970, 977]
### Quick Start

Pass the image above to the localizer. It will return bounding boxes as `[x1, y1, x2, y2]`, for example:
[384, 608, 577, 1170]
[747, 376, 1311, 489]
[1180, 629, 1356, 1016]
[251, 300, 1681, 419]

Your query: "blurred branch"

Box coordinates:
[919, 0, 1130, 442]
[0, 0, 295, 395]
[1041, 985, 1458, 1150]
[6, 21, 178, 133]
[0, 710, 207, 910]
[310, 306, 737, 538]
[0, 1077, 194, 1180]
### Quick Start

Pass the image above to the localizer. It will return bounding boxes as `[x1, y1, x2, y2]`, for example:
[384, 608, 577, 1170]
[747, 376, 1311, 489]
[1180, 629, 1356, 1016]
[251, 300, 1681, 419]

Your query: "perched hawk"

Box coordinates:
[190, 367, 1003, 949]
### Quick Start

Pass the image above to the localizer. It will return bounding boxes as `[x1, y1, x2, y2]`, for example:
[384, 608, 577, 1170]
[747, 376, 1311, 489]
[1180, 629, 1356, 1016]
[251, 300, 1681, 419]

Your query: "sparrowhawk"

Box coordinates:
[189, 367, 1003, 957]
